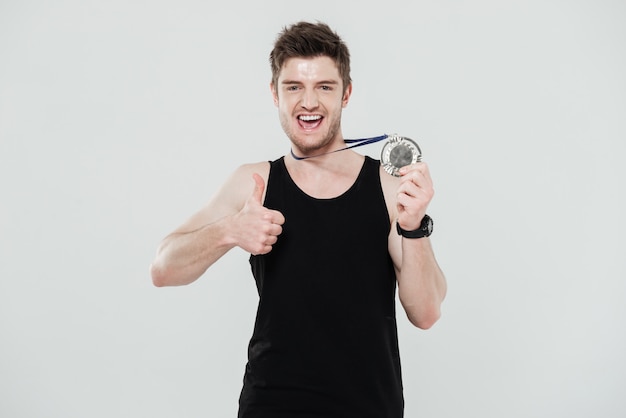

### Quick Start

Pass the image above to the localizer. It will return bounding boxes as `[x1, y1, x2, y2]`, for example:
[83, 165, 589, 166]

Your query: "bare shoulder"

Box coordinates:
[172, 160, 271, 234]
[223, 161, 271, 200]
[229, 161, 271, 186]
[378, 164, 401, 221]
[213, 160, 271, 208]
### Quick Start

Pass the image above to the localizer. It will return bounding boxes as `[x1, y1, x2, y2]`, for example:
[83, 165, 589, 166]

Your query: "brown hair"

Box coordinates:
[270, 21, 352, 93]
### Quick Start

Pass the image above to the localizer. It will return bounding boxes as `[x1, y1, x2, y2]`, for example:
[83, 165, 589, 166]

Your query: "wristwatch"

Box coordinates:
[396, 215, 433, 239]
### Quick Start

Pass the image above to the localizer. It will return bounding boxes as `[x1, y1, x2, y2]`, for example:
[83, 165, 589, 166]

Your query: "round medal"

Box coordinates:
[380, 134, 422, 176]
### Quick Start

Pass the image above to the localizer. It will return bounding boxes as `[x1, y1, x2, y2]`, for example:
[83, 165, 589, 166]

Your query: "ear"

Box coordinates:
[342, 83, 353, 108]
[270, 83, 279, 106]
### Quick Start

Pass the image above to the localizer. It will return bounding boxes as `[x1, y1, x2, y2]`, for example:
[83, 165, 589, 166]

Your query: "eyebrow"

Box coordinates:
[281, 79, 340, 86]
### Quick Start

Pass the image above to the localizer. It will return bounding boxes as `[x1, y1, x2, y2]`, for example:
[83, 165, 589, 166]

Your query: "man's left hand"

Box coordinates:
[396, 162, 434, 231]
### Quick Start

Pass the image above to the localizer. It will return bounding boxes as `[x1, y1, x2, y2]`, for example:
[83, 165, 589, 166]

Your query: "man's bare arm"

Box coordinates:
[382, 163, 447, 329]
[150, 162, 284, 287]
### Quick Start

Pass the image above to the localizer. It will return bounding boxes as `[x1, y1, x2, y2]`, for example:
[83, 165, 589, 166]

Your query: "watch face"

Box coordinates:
[426, 217, 433, 235]
[381, 135, 422, 176]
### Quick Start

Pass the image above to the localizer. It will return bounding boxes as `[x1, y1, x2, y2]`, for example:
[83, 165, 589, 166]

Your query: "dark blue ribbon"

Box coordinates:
[290, 134, 389, 160]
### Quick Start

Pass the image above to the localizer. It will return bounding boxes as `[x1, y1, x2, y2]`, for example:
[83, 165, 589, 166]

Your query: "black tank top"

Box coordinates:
[239, 156, 403, 418]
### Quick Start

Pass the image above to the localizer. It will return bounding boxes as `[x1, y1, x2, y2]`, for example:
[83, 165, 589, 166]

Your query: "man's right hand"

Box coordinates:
[232, 173, 285, 255]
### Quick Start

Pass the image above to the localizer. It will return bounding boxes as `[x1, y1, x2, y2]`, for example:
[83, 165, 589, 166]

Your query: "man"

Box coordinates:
[150, 21, 446, 418]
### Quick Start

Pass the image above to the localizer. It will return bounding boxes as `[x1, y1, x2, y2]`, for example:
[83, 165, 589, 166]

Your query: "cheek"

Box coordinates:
[277, 96, 297, 114]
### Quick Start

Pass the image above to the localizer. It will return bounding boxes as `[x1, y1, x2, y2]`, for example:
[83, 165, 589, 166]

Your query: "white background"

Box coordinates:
[1, 0, 625, 417]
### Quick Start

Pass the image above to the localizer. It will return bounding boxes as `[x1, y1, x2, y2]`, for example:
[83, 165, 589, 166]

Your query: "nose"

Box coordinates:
[301, 88, 319, 110]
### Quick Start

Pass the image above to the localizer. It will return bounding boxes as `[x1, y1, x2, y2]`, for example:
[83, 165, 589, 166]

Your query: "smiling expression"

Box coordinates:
[272, 56, 352, 156]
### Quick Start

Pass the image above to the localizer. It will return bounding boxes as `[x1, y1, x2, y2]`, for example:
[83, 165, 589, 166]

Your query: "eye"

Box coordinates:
[286, 85, 300, 91]
[320, 85, 333, 91]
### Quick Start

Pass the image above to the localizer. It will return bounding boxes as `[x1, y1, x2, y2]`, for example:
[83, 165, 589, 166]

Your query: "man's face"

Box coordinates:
[271, 56, 352, 155]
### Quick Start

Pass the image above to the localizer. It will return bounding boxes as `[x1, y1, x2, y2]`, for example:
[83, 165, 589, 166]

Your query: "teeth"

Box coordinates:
[299, 115, 322, 121]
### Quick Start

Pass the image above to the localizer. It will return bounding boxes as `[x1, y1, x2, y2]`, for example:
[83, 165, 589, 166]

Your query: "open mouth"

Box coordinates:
[298, 114, 323, 130]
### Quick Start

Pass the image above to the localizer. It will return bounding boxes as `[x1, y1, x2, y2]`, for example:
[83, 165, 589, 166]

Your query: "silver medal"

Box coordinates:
[380, 134, 422, 176]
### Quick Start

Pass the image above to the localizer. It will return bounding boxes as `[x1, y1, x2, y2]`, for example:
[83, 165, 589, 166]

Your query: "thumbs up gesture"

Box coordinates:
[233, 173, 285, 255]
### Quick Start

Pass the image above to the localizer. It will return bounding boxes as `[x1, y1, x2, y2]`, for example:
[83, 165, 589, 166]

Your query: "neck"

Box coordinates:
[291, 133, 389, 161]
[283, 151, 366, 199]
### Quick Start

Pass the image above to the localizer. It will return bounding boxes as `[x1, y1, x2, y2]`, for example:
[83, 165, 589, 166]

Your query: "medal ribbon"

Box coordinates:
[290, 134, 389, 160]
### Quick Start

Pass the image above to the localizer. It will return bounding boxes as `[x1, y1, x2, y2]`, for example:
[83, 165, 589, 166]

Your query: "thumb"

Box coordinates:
[250, 173, 265, 204]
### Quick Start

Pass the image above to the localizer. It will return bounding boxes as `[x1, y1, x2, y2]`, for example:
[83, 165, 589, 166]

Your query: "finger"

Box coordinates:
[271, 223, 284, 237]
[399, 162, 430, 178]
[398, 175, 424, 196]
[400, 169, 432, 192]
[250, 173, 265, 204]
[270, 210, 286, 226]
[397, 190, 427, 208]
[398, 182, 434, 204]
[253, 245, 273, 256]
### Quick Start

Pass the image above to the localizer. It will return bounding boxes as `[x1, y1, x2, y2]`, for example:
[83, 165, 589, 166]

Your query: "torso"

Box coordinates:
[239, 155, 404, 417]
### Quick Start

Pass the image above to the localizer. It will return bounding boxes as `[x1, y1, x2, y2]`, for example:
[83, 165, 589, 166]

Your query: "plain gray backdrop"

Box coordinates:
[1, 0, 625, 417]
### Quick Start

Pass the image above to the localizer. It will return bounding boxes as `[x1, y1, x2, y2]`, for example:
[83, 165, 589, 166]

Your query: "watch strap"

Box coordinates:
[396, 214, 433, 239]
